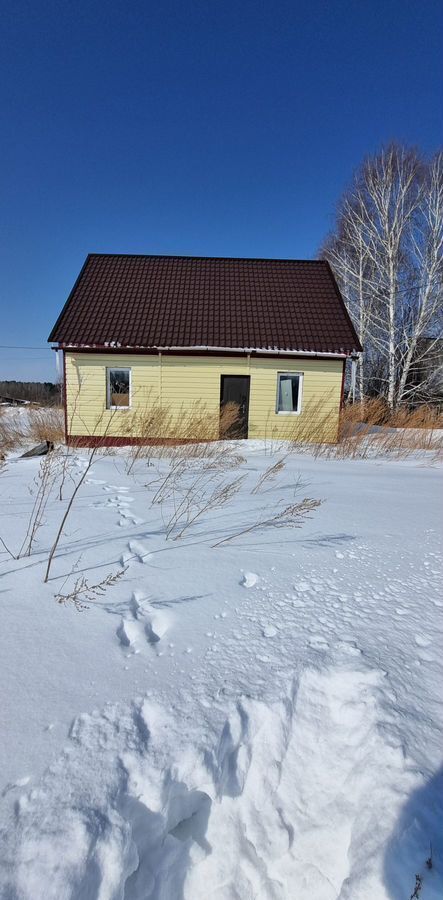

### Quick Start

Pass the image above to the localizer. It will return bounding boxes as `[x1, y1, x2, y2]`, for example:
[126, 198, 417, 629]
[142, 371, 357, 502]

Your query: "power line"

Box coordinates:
[0, 345, 53, 351]
[0, 357, 53, 361]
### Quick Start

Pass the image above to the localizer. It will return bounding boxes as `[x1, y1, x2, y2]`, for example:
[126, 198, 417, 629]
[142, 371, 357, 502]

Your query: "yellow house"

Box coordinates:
[48, 254, 361, 446]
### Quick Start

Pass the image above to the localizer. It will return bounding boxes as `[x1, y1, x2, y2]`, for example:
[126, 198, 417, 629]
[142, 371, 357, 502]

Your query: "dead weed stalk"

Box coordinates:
[166, 472, 246, 539]
[213, 497, 323, 547]
[54, 567, 127, 611]
[251, 456, 287, 493]
[0, 450, 61, 560]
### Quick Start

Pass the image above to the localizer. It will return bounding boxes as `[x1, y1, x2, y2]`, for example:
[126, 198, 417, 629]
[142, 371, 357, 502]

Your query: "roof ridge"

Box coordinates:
[87, 252, 327, 265]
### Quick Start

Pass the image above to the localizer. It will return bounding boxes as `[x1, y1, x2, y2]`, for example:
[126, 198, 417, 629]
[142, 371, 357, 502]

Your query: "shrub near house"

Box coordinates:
[48, 254, 362, 446]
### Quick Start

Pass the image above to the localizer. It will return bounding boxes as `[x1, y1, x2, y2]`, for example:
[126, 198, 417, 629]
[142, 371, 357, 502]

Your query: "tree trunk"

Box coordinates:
[387, 264, 397, 409]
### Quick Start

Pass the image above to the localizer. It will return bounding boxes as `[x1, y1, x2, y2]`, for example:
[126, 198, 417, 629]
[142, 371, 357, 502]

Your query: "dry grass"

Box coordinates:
[0, 409, 27, 453]
[339, 398, 443, 430]
[26, 407, 65, 444]
[260, 393, 340, 456]
[0, 406, 64, 453]
[314, 400, 443, 461]
[259, 394, 443, 461]
[264, 395, 443, 461]
[124, 401, 241, 472]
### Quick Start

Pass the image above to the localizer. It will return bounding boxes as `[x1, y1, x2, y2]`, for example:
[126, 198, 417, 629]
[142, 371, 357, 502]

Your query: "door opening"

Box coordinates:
[220, 375, 250, 439]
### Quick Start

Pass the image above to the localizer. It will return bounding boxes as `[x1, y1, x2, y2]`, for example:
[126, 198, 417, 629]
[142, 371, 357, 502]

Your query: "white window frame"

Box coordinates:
[275, 371, 303, 415]
[106, 367, 132, 410]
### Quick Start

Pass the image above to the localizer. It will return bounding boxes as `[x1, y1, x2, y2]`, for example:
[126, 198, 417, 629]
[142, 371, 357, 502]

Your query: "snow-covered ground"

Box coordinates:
[0, 438, 442, 899]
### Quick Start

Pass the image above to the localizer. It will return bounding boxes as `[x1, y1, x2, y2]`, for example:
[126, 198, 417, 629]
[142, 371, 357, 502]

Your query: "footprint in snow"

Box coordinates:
[130, 590, 150, 618]
[107, 495, 134, 507]
[117, 593, 172, 652]
[119, 509, 143, 525]
[120, 550, 133, 567]
[240, 572, 258, 588]
[116, 618, 141, 651]
[73, 459, 88, 469]
[128, 540, 151, 563]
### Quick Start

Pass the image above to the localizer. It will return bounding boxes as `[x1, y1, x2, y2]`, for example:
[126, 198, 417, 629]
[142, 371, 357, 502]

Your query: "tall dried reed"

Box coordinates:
[315, 400, 443, 460]
[0, 406, 64, 453]
[124, 399, 241, 472]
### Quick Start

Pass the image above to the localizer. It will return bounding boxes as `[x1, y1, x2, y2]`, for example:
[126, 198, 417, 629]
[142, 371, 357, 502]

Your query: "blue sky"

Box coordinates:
[0, 0, 441, 381]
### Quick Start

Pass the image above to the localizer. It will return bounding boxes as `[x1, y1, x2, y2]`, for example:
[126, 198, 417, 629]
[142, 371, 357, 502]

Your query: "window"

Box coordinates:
[276, 372, 303, 414]
[107, 368, 131, 408]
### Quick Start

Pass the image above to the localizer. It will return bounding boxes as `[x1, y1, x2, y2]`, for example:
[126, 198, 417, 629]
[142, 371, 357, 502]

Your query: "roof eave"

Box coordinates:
[52, 342, 359, 358]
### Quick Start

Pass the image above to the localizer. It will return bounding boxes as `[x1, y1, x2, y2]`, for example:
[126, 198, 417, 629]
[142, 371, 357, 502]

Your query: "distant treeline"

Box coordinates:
[0, 381, 61, 405]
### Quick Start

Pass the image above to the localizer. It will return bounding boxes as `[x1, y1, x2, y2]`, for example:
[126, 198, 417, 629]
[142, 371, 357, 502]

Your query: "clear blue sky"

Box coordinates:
[0, 0, 441, 381]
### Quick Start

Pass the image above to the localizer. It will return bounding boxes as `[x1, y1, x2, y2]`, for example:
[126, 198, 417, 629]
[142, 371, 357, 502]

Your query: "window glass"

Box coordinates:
[277, 373, 301, 413]
[108, 368, 130, 408]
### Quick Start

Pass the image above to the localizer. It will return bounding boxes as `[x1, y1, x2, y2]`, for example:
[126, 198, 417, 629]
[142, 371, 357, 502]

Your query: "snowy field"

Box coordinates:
[0, 436, 442, 899]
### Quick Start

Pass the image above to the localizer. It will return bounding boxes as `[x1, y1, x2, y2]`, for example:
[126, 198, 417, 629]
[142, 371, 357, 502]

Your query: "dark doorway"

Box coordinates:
[220, 375, 250, 438]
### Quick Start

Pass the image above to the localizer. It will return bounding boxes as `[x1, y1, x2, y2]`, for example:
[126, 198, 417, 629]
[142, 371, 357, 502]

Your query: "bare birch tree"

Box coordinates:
[322, 145, 443, 407]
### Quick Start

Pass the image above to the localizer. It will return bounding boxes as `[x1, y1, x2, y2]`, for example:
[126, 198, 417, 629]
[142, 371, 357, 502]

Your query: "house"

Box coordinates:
[48, 253, 362, 446]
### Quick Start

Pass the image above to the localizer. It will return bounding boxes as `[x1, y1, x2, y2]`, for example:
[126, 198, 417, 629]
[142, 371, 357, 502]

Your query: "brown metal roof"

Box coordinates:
[48, 253, 362, 355]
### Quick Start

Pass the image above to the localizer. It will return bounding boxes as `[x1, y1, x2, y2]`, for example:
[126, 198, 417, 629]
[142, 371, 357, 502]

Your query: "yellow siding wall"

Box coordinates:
[65, 352, 343, 442]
